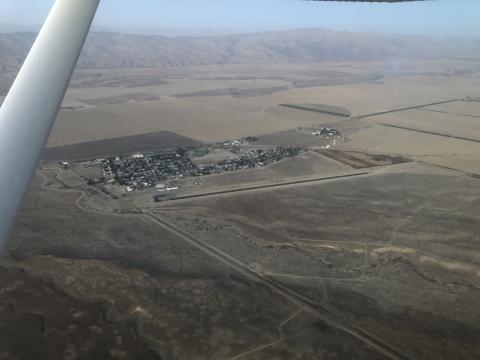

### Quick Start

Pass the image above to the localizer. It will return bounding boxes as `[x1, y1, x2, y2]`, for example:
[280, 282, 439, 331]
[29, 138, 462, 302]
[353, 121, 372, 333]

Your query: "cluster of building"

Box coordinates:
[312, 127, 340, 137]
[101, 146, 303, 192]
[196, 147, 302, 176]
[223, 136, 258, 147]
[110, 152, 196, 189]
[58, 161, 70, 169]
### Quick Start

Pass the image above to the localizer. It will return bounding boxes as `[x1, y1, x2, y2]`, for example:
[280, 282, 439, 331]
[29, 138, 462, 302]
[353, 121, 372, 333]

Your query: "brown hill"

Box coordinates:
[1, 28, 477, 97]
[1, 29, 480, 73]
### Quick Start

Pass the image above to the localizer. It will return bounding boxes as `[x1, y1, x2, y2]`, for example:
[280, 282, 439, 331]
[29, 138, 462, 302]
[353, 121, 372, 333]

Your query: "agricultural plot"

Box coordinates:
[363, 108, 480, 141]
[279, 103, 352, 117]
[79, 92, 161, 106]
[339, 124, 480, 173]
[424, 100, 480, 118]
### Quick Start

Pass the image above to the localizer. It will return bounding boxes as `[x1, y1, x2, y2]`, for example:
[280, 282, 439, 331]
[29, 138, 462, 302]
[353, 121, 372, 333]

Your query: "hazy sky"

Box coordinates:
[1, 0, 479, 37]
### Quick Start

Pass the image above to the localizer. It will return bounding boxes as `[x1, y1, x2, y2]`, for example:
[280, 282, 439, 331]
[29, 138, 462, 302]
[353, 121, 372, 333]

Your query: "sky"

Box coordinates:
[0, 0, 479, 37]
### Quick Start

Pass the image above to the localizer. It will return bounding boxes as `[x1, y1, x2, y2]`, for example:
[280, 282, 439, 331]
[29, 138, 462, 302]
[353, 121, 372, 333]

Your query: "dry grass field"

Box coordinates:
[5, 57, 480, 359]
[362, 107, 480, 140]
[180, 151, 353, 194]
[339, 125, 480, 172]
[335, 94, 480, 174]
[6, 171, 387, 360]
[425, 100, 480, 117]
[159, 162, 480, 359]
[47, 59, 480, 148]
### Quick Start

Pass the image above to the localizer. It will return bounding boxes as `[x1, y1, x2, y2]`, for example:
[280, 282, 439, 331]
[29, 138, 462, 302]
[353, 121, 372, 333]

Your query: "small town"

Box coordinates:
[96, 145, 304, 193]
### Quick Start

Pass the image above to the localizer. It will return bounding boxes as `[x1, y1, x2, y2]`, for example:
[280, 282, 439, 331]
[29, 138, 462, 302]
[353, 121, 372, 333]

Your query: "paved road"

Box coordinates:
[144, 210, 411, 360]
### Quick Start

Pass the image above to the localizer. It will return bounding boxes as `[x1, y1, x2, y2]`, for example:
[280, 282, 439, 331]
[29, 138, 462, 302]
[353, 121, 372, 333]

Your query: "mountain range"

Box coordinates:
[1, 28, 479, 73]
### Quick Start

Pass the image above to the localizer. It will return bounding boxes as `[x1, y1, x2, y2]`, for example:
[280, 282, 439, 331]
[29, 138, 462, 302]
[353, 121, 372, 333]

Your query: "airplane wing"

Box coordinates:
[0, 0, 427, 249]
[0, 0, 100, 249]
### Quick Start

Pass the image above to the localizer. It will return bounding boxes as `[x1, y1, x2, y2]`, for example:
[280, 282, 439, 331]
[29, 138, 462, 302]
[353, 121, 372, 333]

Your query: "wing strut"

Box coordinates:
[0, 0, 100, 249]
